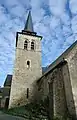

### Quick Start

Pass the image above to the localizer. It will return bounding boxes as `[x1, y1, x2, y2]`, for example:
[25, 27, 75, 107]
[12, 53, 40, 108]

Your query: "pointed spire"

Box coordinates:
[24, 11, 34, 32]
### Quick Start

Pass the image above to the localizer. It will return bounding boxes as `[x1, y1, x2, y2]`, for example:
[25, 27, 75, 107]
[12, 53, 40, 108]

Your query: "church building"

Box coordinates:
[0, 11, 77, 119]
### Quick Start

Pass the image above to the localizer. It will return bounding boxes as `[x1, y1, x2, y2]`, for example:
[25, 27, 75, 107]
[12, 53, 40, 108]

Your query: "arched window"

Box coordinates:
[27, 60, 30, 68]
[31, 41, 34, 50]
[24, 40, 28, 50]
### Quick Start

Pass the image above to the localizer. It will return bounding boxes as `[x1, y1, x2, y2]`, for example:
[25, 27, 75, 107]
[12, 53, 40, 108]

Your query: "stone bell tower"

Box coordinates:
[9, 11, 42, 108]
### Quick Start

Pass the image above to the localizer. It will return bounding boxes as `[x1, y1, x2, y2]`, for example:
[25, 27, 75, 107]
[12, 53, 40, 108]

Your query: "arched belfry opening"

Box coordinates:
[24, 40, 28, 50]
[31, 41, 34, 50]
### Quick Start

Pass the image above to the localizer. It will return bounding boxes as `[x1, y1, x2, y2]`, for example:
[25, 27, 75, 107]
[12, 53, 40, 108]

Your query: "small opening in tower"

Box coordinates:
[27, 88, 29, 98]
[31, 41, 34, 50]
[24, 40, 28, 50]
[27, 60, 30, 68]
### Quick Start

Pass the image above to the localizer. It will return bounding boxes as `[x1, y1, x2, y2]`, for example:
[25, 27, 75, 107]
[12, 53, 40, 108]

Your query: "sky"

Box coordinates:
[0, 0, 77, 86]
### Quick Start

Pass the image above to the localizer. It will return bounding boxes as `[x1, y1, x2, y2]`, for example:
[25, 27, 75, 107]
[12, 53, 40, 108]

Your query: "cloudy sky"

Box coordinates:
[0, 0, 77, 86]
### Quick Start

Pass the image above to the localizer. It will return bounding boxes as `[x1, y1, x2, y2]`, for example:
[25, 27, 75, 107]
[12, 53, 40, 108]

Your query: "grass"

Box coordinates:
[1, 101, 48, 120]
[0, 100, 73, 120]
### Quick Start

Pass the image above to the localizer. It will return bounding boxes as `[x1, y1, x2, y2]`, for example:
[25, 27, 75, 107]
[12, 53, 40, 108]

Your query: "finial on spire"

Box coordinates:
[24, 11, 34, 32]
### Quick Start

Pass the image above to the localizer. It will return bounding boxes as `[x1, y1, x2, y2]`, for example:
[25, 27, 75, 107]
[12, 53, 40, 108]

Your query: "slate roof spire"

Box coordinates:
[24, 11, 34, 32]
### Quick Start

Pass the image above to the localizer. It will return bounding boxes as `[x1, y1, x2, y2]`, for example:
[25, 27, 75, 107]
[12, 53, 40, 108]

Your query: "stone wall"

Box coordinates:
[9, 33, 42, 108]
[53, 65, 67, 117]
[65, 44, 77, 118]
[62, 62, 76, 118]
[37, 43, 77, 118]
[37, 62, 67, 117]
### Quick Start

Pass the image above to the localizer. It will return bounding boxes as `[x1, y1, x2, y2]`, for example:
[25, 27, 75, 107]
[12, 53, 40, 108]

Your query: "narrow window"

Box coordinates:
[27, 88, 29, 98]
[18, 103, 20, 106]
[24, 40, 28, 49]
[27, 60, 30, 68]
[31, 41, 34, 50]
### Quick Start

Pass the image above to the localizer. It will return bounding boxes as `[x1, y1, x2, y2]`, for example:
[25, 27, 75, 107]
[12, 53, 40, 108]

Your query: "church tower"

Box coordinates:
[9, 11, 42, 108]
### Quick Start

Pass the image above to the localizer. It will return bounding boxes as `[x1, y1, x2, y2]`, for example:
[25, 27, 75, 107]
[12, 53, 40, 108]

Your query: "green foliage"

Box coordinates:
[1, 99, 72, 120]
[2, 101, 48, 120]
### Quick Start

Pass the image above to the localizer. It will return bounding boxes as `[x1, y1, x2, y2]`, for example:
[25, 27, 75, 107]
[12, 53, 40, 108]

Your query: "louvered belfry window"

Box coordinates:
[24, 40, 28, 49]
[31, 41, 34, 50]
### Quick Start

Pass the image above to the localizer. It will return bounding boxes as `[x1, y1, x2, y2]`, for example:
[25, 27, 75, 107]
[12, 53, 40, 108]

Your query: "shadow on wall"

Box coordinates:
[62, 61, 76, 119]
[31, 81, 42, 102]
